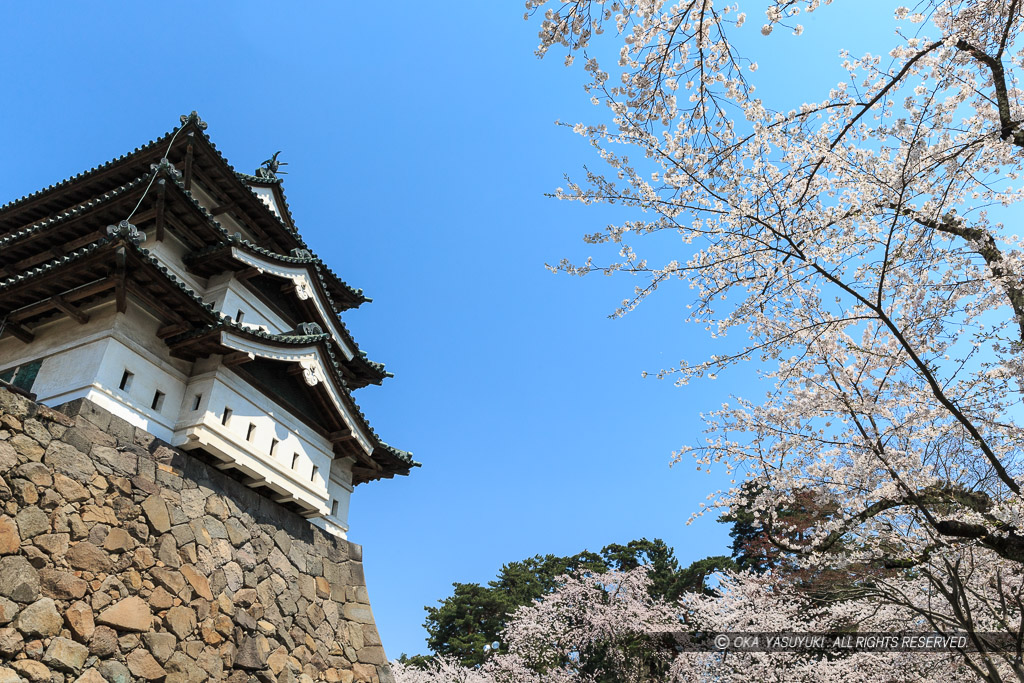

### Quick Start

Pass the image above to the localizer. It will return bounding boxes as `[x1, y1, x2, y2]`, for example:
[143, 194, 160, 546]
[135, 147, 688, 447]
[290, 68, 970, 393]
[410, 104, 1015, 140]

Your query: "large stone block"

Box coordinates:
[96, 596, 152, 633]
[16, 597, 62, 637]
[0, 556, 39, 602]
[0, 390, 396, 683]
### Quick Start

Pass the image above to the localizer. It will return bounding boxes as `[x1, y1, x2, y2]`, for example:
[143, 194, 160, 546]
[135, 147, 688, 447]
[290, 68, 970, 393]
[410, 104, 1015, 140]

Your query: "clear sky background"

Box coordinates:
[0, 1, 894, 658]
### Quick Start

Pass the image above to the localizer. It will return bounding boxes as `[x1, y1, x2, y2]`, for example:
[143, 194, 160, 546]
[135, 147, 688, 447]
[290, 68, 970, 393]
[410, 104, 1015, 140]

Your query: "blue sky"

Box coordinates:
[0, 1, 891, 658]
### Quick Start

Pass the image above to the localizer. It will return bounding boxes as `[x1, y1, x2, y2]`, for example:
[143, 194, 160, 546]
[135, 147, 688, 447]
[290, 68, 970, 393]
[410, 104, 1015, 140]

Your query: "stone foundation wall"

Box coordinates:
[0, 387, 394, 683]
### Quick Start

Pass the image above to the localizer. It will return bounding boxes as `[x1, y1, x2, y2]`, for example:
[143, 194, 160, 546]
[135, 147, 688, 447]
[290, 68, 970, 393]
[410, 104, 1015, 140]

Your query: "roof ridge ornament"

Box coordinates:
[295, 322, 323, 336]
[106, 220, 145, 244]
[150, 158, 183, 181]
[180, 111, 208, 130]
[256, 151, 288, 179]
[290, 248, 313, 259]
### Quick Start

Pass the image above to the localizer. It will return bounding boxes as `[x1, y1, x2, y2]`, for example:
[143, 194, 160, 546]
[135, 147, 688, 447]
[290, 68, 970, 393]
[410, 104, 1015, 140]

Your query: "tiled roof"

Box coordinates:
[0, 113, 415, 475]
[0, 132, 176, 217]
[0, 234, 415, 472]
[184, 235, 387, 383]
[0, 175, 150, 251]
[166, 319, 415, 470]
[0, 235, 221, 319]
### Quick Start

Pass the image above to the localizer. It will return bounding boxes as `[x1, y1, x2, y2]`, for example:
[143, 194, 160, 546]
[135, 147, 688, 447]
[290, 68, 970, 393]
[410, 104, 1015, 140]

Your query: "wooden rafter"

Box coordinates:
[222, 351, 254, 367]
[50, 294, 89, 325]
[8, 280, 113, 323]
[114, 246, 127, 314]
[156, 323, 189, 339]
[211, 202, 236, 217]
[2, 322, 34, 344]
[183, 136, 194, 191]
[155, 179, 166, 242]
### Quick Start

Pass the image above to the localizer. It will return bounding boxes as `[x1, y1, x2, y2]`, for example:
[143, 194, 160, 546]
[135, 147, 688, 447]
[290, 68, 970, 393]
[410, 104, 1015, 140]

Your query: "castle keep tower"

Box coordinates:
[0, 112, 416, 540]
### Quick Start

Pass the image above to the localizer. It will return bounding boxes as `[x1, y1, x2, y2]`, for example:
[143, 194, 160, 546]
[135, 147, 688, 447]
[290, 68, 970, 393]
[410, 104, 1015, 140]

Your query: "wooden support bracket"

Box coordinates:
[155, 179, 167, 242]
[222, 351, 254, 367]
[157, 323, 190, 339]
[183, 137, 194, 191]
[4, 322, 34, 344]
[50, 294, 89, 325]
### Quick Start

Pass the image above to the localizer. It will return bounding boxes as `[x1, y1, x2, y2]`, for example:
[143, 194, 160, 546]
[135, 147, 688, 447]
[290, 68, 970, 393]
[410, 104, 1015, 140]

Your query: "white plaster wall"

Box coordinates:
[248, 185, 282, 218]
[185, 183, 259, 244]
[141, 231, 208, 295]
[172, 367, 353, 533]
[93, 335, 187, 440]
[204, 278, 289, 333]
[223, 249, 356, 363]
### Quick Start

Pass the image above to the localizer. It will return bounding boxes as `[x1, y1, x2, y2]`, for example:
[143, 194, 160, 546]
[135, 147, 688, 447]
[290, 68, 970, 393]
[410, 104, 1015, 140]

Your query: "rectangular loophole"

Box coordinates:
[192, 394, 202, 411]
[331, 499, 339, 516]
[151, 391, 165, 411]
[246, 423, 257, 441]
[221, 407, 233, 426]
[291, 453, 300, 469]
[119, 370, 134, 391]
[236, 309, 245, 323]
[269, 438, 278, 456]
[310, 465, 319, 483]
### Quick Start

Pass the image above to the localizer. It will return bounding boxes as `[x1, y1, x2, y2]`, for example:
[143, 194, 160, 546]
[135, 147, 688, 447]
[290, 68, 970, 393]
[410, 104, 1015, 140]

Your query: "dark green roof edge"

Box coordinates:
[166, 320, 413, 471]
[1, 237, 413, 473]
[0, 236, 222, 324]
[0, 130, 177, 217]
[235, 171, 282, 185]
[0, 175, 150, 250]
[189, 234, 368, 303]
[184, 236, 387, 382]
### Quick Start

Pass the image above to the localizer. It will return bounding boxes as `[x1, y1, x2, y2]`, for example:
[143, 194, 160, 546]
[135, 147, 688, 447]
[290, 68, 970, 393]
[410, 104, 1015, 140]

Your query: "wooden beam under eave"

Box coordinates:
[235, 267, 260, 282]
[328, 430, 358, 444]
[8, 280, 114, 323]
[211, 202, 236, 217]
[157, 323, 189, 339]
[222, 351, 254, 367]
[3, 322, 34, 344]
[50, 294, 89, 325]
[124, 281, 191, 326]
[155, 180, 167, 242]
[114, 249, 127, 315]
[183, 137, 194, 191]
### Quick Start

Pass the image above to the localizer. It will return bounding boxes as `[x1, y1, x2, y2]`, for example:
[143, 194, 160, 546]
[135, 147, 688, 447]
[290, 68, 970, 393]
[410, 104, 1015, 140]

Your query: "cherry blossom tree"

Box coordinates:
[516, 0, 1024, 676]
[393, 566, 991, 682]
